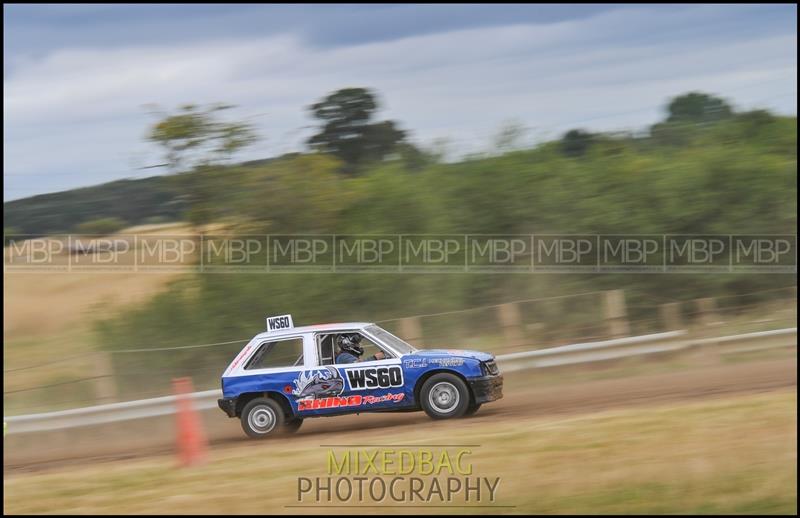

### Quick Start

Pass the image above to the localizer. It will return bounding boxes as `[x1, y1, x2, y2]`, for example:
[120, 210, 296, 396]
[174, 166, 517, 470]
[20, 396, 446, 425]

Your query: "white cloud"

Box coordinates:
[3, 5, 797, 200]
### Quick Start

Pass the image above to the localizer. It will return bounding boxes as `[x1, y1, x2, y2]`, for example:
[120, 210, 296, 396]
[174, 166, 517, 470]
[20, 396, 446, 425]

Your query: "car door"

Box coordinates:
[333, 331, 409, 411]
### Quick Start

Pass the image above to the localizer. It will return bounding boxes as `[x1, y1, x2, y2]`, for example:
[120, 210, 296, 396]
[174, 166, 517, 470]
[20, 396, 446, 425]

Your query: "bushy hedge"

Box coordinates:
[94, 111, 797, 393]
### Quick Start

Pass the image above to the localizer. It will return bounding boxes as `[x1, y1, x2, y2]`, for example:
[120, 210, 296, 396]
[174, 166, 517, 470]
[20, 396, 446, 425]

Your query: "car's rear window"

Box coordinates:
[246, 337, 304, 369]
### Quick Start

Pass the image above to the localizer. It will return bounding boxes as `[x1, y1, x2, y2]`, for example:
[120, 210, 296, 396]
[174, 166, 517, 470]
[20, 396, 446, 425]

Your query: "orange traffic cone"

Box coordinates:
[173, 377, 208, 467]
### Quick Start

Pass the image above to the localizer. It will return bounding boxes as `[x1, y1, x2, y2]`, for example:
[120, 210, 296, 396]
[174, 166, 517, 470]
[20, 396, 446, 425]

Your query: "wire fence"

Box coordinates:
[3, 286, 796, 414]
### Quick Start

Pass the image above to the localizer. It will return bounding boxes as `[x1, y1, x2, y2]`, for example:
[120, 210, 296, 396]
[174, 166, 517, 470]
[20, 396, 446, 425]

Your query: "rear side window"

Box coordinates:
[246, 337, 304, 370]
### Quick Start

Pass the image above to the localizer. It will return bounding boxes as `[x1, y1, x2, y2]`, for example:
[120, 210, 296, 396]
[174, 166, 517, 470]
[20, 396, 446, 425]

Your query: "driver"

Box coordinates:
[335, 333, 385, 364]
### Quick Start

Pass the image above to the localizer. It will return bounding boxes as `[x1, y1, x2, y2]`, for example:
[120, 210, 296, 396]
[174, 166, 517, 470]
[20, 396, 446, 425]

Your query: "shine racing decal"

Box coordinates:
[344, 365, 403, 391]
[297, 392, 405, 411]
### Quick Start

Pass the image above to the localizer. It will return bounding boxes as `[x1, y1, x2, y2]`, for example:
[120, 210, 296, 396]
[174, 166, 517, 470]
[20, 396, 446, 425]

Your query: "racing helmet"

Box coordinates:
[336, 333, 364, 357]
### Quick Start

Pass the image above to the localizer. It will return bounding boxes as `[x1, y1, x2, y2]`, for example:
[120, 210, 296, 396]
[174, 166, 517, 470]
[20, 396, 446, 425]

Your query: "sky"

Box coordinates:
[3, 4, 797, 201]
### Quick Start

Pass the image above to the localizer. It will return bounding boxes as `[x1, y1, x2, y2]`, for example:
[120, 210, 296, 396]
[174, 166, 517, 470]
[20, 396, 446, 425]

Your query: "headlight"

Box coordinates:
[482, 360, 499, 376]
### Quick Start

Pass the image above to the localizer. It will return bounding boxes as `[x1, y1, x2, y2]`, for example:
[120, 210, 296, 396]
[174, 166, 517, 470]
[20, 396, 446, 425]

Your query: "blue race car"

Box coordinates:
[218, 315, 503, 438]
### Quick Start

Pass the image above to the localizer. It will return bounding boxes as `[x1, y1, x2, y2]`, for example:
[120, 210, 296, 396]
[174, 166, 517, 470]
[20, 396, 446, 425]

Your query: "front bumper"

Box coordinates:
[218, 397, 237, 418]
[468, 375, 503, 404]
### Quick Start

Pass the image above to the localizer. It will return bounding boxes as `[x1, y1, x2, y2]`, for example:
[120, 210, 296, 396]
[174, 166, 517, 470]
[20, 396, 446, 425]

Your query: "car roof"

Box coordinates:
[252, 322, 374, 340]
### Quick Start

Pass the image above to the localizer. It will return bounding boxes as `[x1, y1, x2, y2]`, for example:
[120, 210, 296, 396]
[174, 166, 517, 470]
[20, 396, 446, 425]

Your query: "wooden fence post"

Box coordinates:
[660, 302, 683, 331]
[695, 297, 719, 327]
[399, 317, 423, 347]
[497, 302, 525, 348]
[93, 351, 118, 403]
[604, 290, 630, 338]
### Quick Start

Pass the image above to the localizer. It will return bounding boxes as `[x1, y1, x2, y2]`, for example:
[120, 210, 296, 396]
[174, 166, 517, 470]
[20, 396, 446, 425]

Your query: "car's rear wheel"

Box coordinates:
[420, 373, 470, 419]
[463, 402, 482, 417]
[241, 398, 284, 439]
[282, 417, 303, 434]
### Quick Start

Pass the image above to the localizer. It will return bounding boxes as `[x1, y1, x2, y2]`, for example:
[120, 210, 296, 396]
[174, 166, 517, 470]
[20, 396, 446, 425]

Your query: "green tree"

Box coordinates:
[494, 119, 529, 152]
[146, 103, 258, 227]
[665, 92, 733, 124]
[394, 142, 438, 171]
[146, 103, 258, 172]
[239, 154, 352, 233]
[560, 129, 594, 157]
[307, 88, 406, 172]
[650, 92, 735, 145]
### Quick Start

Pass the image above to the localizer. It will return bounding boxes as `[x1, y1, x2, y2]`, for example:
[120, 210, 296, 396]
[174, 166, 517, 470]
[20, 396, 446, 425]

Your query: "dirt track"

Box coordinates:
[5, 357, 795, 474]
[214, 357, 797, 444]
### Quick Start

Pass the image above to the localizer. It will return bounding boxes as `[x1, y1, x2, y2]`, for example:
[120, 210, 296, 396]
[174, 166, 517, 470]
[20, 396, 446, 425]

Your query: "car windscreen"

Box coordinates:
[366, 325, 417, 354]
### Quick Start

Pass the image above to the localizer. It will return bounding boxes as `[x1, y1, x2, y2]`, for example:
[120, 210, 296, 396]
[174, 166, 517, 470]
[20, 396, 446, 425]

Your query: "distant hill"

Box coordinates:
[3, 175, 186, 236]
[3, 156, 291, 236]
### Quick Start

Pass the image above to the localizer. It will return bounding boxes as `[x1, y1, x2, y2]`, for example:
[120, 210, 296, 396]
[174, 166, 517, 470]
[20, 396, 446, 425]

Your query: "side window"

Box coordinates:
[358, 333, 390, 360]
[246, 337, 304, 370]
[324, 332, 394, 363]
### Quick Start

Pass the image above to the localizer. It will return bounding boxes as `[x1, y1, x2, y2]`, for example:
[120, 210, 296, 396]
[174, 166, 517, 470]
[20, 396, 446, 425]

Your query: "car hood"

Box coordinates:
[409, 348, 494, 362]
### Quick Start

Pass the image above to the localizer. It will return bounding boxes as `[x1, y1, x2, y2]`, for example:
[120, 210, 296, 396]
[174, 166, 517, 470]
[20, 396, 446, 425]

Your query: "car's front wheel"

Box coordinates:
[420, 373, 470, 419]
[240, 398, 285, 439]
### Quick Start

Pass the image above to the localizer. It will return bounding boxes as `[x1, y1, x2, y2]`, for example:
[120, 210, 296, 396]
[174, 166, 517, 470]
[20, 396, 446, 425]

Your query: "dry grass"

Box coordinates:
[4, 390, 796, 515]
[2, 221, 243, 345]
[3, 223, 198, 343]
[3, 224, 195, 402]
[3, 271, 179, 344]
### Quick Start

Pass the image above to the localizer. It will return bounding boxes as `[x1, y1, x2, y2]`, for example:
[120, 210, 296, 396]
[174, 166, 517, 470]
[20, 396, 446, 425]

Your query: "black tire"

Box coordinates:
[240, 397, 285, 439]
[282, 417, 304, 435]
[463, 402, 482, 417]
[420, 373, 470, 419]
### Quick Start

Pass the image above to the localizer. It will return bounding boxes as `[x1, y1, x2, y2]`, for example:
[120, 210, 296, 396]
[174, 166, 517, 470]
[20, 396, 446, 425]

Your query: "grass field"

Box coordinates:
[3, 224, 194, 407]
[3, 222, 198, 341]
[4, 389, 796, 515]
